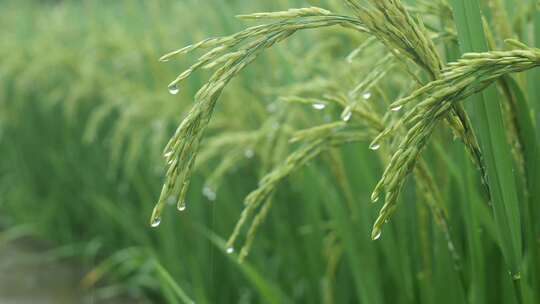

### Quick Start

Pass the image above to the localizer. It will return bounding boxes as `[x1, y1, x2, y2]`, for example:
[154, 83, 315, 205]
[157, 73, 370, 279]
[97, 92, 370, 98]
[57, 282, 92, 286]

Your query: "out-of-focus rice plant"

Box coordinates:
[1, 0, 540, 303]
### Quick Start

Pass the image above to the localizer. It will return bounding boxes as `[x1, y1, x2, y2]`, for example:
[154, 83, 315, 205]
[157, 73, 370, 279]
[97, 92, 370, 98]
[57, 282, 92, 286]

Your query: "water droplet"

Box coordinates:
[202, 186, 216, 201]
[391, 105, 403, 112]
[151, 217, 162, 228]
[512, 272, 521, 280]
[244, 149, 254, 159]
[369, 143, 381, 150]
[341, 109, 352, 122]
[164, 151, 173, 159]
[312, 103, 326, 110]
[362, 92, 372, 100]
[177, 201, 186, 211]
[168, 84, 180, 95]
[226, 247, 235, 254]
[372, 230, 382, 240]
[166, 196, 176, 205]
[372, 196, 379, 203]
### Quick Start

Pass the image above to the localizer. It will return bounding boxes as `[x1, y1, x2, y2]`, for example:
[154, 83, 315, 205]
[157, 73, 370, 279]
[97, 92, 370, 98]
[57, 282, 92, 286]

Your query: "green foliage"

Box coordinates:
[1, 0, 540, 303]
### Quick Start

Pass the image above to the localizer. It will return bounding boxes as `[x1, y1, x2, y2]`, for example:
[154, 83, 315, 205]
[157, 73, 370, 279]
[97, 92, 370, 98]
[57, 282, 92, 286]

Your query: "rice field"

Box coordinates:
[1, 0, 539, 303]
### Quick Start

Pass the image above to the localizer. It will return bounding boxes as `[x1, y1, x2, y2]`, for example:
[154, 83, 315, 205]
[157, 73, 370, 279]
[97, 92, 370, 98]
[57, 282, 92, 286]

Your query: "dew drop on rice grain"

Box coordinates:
[151, 216, 162, 228]
[168, 84, 180, 95]
[369, 143, 381, 150]
[341, 108, 352, 122]
[312, 102, 326, 110]
[391, 105, 403, 112]
[362, 92, 372, 100]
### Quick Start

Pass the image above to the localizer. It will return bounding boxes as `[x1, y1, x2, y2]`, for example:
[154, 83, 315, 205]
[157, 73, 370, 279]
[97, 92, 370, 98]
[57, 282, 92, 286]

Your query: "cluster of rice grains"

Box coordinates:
[150, 6, 366, 229]
[151, 0, 540, 261]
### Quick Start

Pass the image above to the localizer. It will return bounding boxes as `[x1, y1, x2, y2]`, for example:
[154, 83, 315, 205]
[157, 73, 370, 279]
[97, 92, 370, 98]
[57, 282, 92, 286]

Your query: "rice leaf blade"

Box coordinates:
[449, 0, 523, 280]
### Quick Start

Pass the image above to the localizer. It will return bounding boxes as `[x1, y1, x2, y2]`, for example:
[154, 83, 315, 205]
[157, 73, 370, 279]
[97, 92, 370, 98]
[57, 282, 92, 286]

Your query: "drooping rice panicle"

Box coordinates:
[371, 43, 540, 237]
[151, 8, 368, 226]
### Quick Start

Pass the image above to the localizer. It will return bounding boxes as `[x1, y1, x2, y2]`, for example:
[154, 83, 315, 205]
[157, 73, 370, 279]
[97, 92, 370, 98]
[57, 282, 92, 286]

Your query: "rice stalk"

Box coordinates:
[150, 8, 368, 226]
[371, 40, 540, 260]
[226, 123, 368, 258]
[151, 1, 540, 273]
[341, 0, 487, 241]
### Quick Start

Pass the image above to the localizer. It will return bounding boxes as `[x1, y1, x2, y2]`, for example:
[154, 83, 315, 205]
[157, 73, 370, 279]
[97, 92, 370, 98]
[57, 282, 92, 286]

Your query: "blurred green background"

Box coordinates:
[1, 0, 539, 303]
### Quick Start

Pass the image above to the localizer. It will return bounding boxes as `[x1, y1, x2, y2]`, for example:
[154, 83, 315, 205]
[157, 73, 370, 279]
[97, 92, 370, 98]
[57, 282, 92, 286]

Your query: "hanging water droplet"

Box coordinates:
[391, 105, 403, 112]
[312, 102, 326, 110]
[177, 201, 187, 212]
[369, 143, 381, 150]
[202, 186, 216, 201]
[244, 149, 254, 159]
[151, 216, 162, 228]
[372, 230, 382, 240]
[362, 92, 372, 100]
[168, 84, 180, 95]
[341, 109, 352, 122]
[512, 272, 521, 280]
[226, 247, 235, 254]
[370, 191, 379, 203]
